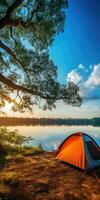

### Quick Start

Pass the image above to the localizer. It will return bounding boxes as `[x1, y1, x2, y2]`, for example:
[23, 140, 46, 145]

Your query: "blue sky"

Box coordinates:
[47, 0, 100, 118]
[50, 0, 100, 82]
[3, 0, 100, 118]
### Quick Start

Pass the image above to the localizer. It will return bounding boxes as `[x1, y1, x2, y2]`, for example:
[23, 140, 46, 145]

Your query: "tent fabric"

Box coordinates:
[86, 141, 100, 160]
[56, 132, 100, 171]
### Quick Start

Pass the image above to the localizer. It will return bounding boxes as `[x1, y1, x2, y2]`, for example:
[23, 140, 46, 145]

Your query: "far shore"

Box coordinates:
[0, 117, 100, 126]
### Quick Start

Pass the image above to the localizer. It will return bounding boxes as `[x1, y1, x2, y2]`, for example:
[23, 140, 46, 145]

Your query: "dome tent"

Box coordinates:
[56, 132, 100, 171]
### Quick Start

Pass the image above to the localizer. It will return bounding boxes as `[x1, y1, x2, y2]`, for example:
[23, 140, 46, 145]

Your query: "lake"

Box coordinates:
[7, 125, 100, 151]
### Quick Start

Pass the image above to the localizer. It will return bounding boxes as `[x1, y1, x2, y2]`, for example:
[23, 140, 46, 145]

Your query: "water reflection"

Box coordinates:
[8, 125, 100, 151]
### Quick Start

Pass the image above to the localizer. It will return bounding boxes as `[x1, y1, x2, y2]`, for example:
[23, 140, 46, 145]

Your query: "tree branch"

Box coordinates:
[6, 0, 23, 18]
[0, 39, 23, 66]
[10, 27, 17, 44]
[0, 0, 23, 29]
[0, 73, 56, 100]
[0, 55, 13, 73]
[0, 40, 44, 75]
[4, 18, 27, 28]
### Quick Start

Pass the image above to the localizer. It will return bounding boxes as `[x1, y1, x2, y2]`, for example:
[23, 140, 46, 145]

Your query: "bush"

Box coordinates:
[0, 127, 33, 154]
[0, 144, 7, 156]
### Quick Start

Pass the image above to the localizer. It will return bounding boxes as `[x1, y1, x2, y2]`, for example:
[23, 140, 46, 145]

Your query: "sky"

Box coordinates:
[2, 0, 100, 118]
[49, 0, 100, 118]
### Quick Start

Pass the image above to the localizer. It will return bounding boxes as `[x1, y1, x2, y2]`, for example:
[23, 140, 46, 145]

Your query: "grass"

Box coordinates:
[6, 143, 44, 157]
[5, 146, 44, 161]
[0, 127, 44, 166]
[0, 142, 44, 168]
[14, 154, 24, 161]
[2, 172, 19, 186]
[0, 183, 10, 198]
[5, 154, 24, 162]
[0, 143, 44, 199]
[0, 151, 99, 200]
[23, 144, 44, 156]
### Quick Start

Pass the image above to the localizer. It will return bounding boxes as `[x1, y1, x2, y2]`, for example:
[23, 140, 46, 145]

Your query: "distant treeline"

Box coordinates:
[0, 117, 100, 126]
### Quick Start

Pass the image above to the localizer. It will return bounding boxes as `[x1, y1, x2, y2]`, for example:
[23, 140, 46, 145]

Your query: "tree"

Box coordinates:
[0, 0, 82, 113]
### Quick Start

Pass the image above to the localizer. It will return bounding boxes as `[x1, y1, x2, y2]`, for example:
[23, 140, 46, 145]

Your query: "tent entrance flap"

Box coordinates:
[86, 141, 100, 160]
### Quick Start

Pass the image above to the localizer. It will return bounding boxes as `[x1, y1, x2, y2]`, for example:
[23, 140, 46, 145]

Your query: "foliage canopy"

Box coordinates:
[0, 0, 82, 112]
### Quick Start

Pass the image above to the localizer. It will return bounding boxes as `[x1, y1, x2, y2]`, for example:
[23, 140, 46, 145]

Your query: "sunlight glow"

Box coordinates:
[2, 102, 13, 114]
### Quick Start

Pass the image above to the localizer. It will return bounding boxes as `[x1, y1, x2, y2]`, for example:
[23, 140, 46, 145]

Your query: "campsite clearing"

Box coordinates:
[0, 151, 99, 200]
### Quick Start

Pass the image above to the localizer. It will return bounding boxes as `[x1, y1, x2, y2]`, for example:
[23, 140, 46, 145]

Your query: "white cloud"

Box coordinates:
[67, 70, 82, 84]
[66, 63, 100, 100]
[78, 64, 85, 69]
[78, 64, 89, 73]
[85, 64, 100, 87]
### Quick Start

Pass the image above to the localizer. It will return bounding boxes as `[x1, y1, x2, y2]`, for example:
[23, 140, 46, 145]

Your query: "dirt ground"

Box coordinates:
[0, 151, 100, 200]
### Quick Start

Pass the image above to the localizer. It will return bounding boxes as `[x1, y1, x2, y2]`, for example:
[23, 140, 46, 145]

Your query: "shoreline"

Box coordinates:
[0, 117, 100, 126]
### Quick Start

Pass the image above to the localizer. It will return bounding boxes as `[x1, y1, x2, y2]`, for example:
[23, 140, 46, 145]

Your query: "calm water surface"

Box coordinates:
[8, 125, 100, 151]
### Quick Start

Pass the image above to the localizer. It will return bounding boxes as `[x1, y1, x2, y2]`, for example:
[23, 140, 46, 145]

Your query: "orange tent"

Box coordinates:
[56, 132, 100, 171]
